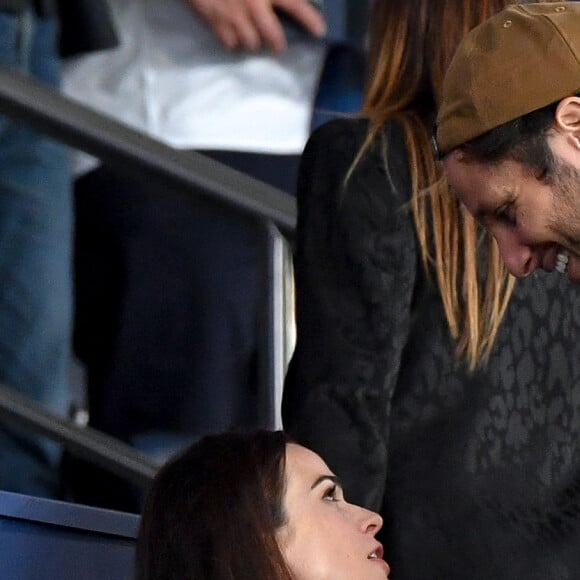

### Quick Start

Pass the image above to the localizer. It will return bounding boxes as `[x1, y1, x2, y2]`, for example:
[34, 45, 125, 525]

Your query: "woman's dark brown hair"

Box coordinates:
[135, 430, 292, 580]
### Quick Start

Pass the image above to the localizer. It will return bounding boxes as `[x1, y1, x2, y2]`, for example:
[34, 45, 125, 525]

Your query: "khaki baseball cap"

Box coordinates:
[436, 2, 580, 157]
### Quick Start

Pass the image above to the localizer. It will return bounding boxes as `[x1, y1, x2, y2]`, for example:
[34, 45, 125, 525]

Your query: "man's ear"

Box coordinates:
[555, 96, 580, 137]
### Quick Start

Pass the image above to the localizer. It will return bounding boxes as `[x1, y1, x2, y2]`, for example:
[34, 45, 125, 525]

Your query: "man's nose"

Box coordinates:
[494, 229, 537, 278]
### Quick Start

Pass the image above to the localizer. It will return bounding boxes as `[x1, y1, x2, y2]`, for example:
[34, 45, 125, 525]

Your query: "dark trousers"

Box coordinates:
[66, 151, 298, 510]
[0, 9, 72, 498]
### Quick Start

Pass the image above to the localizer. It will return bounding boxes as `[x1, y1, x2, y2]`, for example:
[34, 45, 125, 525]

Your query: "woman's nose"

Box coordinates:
[358, 506, 383, 535]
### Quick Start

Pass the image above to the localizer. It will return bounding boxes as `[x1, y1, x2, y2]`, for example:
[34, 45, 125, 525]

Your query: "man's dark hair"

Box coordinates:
[459, 100, 560, 181]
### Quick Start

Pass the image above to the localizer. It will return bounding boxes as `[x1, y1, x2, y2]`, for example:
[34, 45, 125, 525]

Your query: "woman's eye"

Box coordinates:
[323, 485, 340, 502]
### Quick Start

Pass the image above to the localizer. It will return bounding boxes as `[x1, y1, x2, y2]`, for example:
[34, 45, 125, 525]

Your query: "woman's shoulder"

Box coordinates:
[307, 116, 369, 144]
[299, 118, 368, 178]
[301, 117, 409, 193]
[297, 117, 413, 237]
[305, 117, 406, 159]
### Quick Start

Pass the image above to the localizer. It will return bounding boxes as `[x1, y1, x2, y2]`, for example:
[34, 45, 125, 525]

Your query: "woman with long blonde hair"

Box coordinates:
[283, 1, 580, 578]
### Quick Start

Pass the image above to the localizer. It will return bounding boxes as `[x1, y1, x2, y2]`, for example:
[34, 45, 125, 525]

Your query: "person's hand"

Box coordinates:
[186, 0, 326, 52]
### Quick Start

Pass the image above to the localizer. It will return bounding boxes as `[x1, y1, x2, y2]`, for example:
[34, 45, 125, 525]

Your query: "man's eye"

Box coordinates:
[496, 203, 516, 225]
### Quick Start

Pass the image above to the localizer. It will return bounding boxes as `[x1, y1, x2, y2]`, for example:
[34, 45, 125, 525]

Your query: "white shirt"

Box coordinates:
[63, 0, 326, 154]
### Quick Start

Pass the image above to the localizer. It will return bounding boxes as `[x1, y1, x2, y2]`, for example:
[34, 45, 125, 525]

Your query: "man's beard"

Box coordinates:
[549, 157, 580, 254]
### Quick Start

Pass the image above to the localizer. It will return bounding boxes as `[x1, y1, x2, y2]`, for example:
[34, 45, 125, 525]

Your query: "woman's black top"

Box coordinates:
[283, 118, 580, 580]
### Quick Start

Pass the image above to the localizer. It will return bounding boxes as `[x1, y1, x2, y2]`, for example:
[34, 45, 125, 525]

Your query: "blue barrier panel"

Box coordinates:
[0, 491, 139, 580]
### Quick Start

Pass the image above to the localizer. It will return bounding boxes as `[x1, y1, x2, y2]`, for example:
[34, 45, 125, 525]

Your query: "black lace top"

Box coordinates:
[282, 118, 580, 580]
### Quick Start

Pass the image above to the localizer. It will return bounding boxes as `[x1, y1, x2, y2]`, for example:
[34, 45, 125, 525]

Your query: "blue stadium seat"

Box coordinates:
[0, 491, 138, 580]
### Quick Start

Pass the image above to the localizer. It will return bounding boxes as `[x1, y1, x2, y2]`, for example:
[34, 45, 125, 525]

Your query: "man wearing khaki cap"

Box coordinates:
[436, 2, 580, 282]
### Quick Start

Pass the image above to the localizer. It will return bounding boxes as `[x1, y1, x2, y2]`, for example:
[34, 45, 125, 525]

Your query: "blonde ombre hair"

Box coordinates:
[358, 0, 523, 370]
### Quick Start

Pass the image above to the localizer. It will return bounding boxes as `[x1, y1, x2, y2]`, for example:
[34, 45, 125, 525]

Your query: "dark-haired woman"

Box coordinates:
[136, 430, 390, 580]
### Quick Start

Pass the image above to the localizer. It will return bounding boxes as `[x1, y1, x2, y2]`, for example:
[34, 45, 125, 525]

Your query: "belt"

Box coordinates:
[0, 0, 57, 17]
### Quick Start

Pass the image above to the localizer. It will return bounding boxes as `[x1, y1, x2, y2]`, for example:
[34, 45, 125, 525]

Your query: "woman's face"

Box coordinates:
[277, 444, 390, 580]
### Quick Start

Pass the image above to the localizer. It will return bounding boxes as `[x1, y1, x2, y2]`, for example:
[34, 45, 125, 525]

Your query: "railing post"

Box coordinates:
[260, 222, 296, 429]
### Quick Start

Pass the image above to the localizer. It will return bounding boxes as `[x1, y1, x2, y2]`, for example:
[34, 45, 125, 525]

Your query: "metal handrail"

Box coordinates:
[0, 383, 159, 487]
[0, 66, 297, 235]
[0, 65, 299, 489]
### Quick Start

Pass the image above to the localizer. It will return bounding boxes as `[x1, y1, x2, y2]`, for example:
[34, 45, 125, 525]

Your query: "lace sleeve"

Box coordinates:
[283, 118, 417, 510]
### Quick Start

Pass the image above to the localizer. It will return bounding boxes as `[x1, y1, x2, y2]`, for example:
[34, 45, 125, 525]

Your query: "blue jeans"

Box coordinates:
[0, 10, 72, 497]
